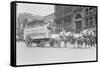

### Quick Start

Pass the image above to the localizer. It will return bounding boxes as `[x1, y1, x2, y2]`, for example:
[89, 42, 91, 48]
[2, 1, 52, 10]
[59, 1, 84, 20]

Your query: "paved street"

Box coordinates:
[16, 41, 96, 65]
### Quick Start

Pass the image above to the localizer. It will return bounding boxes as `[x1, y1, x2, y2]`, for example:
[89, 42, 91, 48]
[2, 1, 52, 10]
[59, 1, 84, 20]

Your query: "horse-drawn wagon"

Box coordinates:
[23, 20, 96, 48]
[23, 21, 57, 47]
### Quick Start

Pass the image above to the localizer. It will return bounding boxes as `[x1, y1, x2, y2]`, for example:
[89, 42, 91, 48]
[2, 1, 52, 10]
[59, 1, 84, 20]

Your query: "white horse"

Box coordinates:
[70, 33, 84, 48]
[81, 29, 96, 48]
[50, 31, 71, 48]
[49, 34, 61, 47]
[64, 32, 75, 47]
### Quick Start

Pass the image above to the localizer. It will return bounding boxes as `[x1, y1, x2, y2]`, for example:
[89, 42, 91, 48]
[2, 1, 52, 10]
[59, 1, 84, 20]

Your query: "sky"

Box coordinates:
[17, 3, 54, 17]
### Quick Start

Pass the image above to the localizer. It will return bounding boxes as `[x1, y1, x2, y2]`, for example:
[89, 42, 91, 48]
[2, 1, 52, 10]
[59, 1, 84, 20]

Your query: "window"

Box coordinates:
[56, 18, 62, 26]
[89, 7, 94, 14]
[85, 18, 89, 27]
[63, 15, 71, 24]
[85, 8, 88, 14]
[75, 13, 82, 19]
[89, 7, 93, 10]
[94, 16, 96, 25]
[89, 17, 93, 20]
[56, 12, 59, 17]
[90, 20, 93, 26]
[89, 17, 94, 26]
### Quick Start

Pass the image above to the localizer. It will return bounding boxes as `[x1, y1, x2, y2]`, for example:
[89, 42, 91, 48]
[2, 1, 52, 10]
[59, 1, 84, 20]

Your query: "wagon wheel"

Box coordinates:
[49, 39, 55, 47]
[25, 40, 29, 47]
[25, 40, 32, 47]
[57, 40, 61, 48]
[36, 42, 41, 47]
[25, 36, 33, 47]
[40, 40, 45, 47]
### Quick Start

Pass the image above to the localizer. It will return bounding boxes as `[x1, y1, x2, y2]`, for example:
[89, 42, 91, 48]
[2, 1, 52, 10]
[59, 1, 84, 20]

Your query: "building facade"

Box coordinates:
[72, 6, 97, 33]
[54, 5, 97, 33]
[54, 5, 73, 33]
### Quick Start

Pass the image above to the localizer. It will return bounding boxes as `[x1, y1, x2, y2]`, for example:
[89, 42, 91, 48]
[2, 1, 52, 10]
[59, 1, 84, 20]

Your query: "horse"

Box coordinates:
[50, 31, 69, 48]
[46, 22, 60, 47]
[65, 31, 87, 48]
[81, 29, 96, 48]
[49, 34, 61, 47]
[70, 33, 86, 48]
[87, 30, 96, 47]
[64, 32, 75, 47]
[58, 31, 68, 48]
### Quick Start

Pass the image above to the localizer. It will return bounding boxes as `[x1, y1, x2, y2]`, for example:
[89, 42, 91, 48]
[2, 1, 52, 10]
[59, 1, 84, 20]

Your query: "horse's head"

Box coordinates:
[85, 30, 94, 37]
